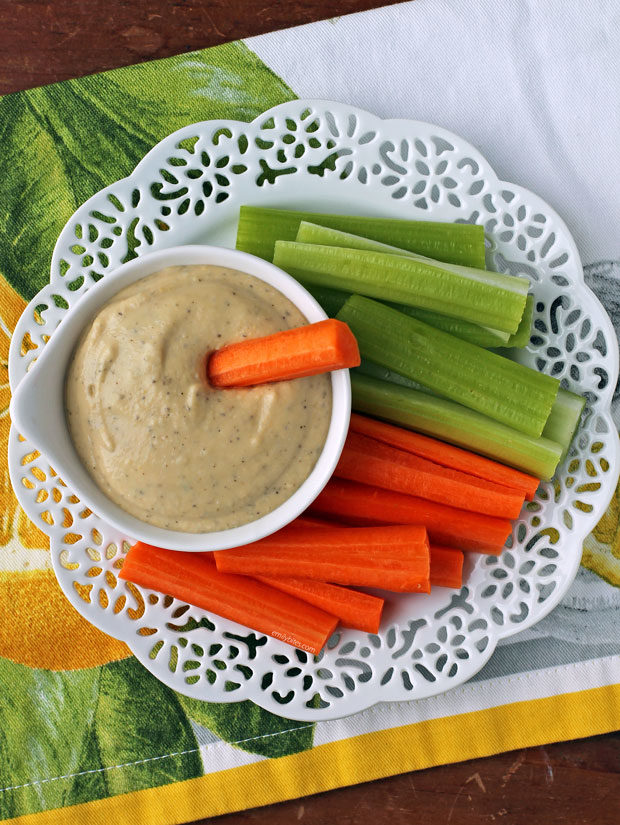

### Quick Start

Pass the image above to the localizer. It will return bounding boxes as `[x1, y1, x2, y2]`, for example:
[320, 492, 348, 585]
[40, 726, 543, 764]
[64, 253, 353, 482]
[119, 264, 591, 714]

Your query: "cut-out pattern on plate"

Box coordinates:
[8, 101, 619, 721]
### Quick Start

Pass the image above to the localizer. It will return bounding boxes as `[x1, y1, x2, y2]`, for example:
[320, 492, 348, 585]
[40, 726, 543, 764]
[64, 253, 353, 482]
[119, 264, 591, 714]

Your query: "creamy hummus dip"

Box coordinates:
[66, 265, 332, 532]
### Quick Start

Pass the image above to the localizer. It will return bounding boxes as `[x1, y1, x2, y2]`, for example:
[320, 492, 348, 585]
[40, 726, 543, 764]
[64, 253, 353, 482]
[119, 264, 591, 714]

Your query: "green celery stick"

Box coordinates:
[295, 221, 512, 345]
[496, 295, 535, 350]
[542, 387, 586, 458]
[296, 220, 496, 280]
[392, 305, 510, 346]
[301, 283, 511, 347]
[355, 358, 429, 392]
[302, 283, 349, 318]
[355, 361, 582, 467]
[296, 218, 470, 262]
[274, 241, 528, 333]
[236, 206, 486, 268]
[337, 295, 559, 437]
[351, 372, 562, 480]
[357, 359, 583, 457]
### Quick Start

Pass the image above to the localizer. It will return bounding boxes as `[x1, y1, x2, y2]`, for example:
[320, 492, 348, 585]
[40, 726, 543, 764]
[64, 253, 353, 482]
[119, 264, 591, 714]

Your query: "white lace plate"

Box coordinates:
[8, 100, 619, 721]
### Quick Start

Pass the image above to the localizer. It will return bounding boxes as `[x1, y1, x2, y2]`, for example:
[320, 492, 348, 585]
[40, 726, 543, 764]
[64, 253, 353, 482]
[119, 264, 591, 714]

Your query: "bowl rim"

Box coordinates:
[9, 244, 351, 551]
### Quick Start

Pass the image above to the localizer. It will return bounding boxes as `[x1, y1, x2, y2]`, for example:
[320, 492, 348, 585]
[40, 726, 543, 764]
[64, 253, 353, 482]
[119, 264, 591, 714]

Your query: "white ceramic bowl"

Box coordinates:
[9, 245, 351, 551]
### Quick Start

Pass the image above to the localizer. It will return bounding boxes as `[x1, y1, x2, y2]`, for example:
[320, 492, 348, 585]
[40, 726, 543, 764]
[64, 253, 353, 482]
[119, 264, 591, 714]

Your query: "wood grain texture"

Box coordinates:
[0, 0, 402, 94]
[1, 1, 618, 822]
[202, 734, 620, 825]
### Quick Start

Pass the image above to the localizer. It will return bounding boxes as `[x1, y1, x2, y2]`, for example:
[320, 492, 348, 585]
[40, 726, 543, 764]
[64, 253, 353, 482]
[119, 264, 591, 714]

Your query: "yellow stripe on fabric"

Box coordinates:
[8, 681, 620, 825]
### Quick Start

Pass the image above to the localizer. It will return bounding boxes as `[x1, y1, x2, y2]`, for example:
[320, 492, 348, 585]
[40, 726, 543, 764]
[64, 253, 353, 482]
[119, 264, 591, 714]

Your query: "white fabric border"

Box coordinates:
[196, 656, 620, 772]
[312, 654, 620, 745]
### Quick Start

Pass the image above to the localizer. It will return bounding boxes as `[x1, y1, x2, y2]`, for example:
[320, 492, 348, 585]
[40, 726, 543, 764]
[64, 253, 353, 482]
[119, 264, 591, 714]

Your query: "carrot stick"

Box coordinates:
[296, 516, 463, 592]
[214, 525, 430, 593]
[207, 318, 360, 387]
[119, 542, 338, 655]
[308, 478, 511, 554]
[295, 515, 334, 528]
[431, 545, 464, 589]
[335, 431, 525, 519]
[256, 576, 384, 633]
[345, 432, 509, 496]
[350, 413, 539, 500]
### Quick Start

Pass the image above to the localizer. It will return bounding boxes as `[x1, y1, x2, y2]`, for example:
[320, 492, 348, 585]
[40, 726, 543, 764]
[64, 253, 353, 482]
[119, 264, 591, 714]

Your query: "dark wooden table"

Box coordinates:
[2, 1, 618, 822]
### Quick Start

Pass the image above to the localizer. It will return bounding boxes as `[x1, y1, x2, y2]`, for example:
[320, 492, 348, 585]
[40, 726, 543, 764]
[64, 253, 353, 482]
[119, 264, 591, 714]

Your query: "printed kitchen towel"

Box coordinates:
[1, 2, 619, 823]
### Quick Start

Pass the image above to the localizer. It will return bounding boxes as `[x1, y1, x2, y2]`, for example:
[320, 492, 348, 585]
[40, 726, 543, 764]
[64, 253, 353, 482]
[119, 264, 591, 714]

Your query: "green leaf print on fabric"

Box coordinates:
[71, 657, 203, 797]
[0, 658, 100, 819]
[178, 695, 314, 758]
[0, 41, 294, 301]
[0, 656, 202, 818]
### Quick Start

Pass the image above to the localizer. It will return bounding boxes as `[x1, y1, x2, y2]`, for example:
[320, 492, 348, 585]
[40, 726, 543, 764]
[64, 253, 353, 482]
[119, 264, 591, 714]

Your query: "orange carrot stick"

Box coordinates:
[207, 318, 360, 387]
[430, 545, 464, 589]
[298, 513, 464, 592]
[350, 413, 539, 500]
[308, 478, 511, 554]
[294, 515, 334, 528]
[214, 525, 430, 593]
[256, 576, 384, 633]
[335, 431, 524, 519]
[119, 542, 338, 655]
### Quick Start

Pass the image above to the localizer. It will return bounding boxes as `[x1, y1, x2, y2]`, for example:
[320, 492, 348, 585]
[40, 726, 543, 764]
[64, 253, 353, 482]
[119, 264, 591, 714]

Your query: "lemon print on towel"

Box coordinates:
[0, 275, 130, 670]
[582, 478, 620, 587]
